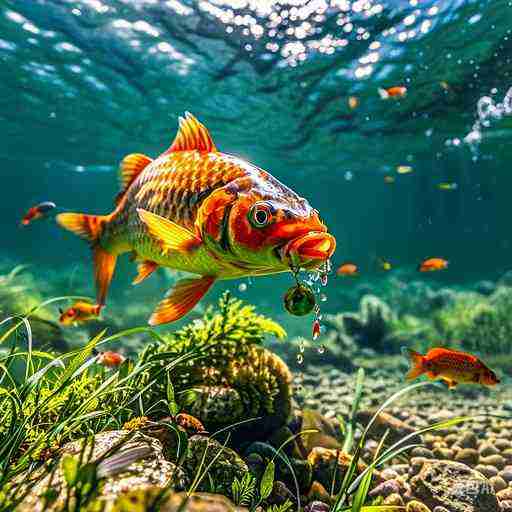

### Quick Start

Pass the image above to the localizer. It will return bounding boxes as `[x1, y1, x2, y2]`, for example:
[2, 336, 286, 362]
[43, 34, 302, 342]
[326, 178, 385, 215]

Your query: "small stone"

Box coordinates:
[432, 447, 453, 460]
[474, 464, 498, 478]
[479, 454, 506, 470]
[495, 439, 511, 450]
[369, 479, 401, 498]
[432, 508, 450, 512]
[454, 448, 479, 466]
[457, 431, 478, 449]
[381, 468, 399, 480]
[497, 487, 512, 501]
[478, 442, 499, 457]
[489, 475, 507, 492]
[384, 493, 404, 505]
[411, 447, 433, 459]
[304, 502, 330, 512]
[499, 466, 512, 482]
[406, 500, 432, 512]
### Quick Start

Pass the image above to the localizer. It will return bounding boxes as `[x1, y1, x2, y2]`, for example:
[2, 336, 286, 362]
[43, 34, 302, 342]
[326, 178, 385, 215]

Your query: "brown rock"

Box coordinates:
[384, 493, 404, 505]
[454, 448, 479, 466]
[410, 459, 500, 512]
[406, 501, 432, 512]
[489, 475, 507, 492]
[479, 454, 506, 470]
[162, 492, 248, 511]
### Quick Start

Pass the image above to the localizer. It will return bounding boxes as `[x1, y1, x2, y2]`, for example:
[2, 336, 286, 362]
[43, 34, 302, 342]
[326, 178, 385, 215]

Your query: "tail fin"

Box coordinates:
[57, 213, 117, 305]
[378, 87, 389, 100]
[402, 347, 425, 381]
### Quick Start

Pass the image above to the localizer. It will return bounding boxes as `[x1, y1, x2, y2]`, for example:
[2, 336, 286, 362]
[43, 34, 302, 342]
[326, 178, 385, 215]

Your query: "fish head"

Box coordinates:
[200, 174, 336, 273]
[59, 307, 77, 325]
[479, 367, 500, 386]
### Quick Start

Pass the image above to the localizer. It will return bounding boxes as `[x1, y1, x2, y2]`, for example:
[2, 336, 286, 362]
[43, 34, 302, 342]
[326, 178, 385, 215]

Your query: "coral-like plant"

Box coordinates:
[139, 292, 291, 435]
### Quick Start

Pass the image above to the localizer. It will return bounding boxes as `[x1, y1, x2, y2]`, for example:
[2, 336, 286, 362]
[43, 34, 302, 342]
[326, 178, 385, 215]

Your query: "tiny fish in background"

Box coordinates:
[404, 347, 500, 389]
[438, 182, 458, 190]
[336, 262, 359, 276]
[57, 113, 336, 325]
[348, 96, 359, 109]
[378, 257, 392, 271]
[312, 319, 321, 340]
[59, 301, 101, 325]
[396, 165, 413, 174]
[383, 176, 395, 184]
[97, 351, 125, 368]
[418, 257, 448, 272]
[21, 201, 56, 226]
[378, 86, 407, 99]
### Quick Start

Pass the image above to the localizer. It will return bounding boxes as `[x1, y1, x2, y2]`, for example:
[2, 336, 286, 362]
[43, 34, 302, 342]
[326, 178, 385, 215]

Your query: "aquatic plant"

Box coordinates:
[139, 291, 291, 435]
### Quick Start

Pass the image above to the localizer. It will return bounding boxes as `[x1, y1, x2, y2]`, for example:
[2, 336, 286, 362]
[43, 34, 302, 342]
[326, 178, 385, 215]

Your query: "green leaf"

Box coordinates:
[166, 375, 179, 417]
[62, 454, 79, 487]
[260, 460, 275, 500]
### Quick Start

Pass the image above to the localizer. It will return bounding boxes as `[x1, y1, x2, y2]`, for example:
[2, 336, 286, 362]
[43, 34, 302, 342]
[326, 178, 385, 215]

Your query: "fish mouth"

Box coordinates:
[280, 232, 336, 268]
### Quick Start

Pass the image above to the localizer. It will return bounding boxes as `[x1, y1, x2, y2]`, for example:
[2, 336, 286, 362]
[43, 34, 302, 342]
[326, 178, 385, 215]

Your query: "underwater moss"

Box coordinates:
[139, 292, 291, 436]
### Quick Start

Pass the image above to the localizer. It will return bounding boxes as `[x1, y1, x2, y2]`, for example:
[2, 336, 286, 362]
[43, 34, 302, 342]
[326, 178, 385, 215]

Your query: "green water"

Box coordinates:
[1, 0, 512, 337]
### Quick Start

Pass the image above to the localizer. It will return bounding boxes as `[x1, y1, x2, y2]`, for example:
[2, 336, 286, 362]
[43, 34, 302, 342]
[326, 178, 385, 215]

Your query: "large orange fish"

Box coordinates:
[57, 113, 336, 325]
[405, 347, 499, 389]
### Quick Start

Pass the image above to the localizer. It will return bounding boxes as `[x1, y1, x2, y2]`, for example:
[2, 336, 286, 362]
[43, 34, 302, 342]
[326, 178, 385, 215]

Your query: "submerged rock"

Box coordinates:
[410, 459, 500, 512]
[185, 435, 248, 496]
[16, 430, 187, 512]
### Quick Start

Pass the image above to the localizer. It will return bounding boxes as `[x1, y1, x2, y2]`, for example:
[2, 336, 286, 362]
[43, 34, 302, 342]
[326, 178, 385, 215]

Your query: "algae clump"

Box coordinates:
[140, 292, 291, 436]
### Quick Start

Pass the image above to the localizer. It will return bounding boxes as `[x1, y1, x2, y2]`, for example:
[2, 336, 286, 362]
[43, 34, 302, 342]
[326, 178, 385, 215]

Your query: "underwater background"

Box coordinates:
[3, 1, 512, 511]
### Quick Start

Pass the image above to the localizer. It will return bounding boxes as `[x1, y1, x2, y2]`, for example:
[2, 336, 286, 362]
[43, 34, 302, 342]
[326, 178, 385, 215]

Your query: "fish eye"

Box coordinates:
[67, 309, 75, 317]
[249, 202, 273, 228]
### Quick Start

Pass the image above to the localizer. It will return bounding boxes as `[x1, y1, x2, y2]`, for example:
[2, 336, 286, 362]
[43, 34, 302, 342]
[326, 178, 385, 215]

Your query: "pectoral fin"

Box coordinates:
[137, 208, 202, 254]
[149, 276, 216, 325]
[132, 261, 159, 285]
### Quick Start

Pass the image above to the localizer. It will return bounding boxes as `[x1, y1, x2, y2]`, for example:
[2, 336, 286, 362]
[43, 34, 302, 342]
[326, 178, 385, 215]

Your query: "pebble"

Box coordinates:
[410, 447, 433, 459]
[383, 493, 404, 505]
[489, 475, 507, 492]
[478, 442, 499, 457]
[498, 488, 512, 501]
[406, 501, 432, 512]
[457, 431, 477, 449]
[454, 448, 479, 466]
[500, 466, 512, 482]
[480, 454, 506, 469]
[474, 464, 498, 478]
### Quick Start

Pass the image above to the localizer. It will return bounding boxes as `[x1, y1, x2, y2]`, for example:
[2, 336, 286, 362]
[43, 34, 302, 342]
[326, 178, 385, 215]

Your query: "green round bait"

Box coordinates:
[284, 284, 316, 316]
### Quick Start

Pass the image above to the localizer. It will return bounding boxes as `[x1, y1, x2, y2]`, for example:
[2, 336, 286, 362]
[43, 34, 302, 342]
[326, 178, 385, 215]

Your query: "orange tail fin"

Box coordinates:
[57, 212, 117, 305]
[403, 348, 425, 380]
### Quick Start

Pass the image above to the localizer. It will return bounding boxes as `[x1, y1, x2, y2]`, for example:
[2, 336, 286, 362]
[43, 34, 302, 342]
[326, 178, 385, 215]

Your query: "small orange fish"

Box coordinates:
[378, 86, 407, 100]
[418, 257, 448, 272]
[405, 347, 500, 389]
[59, 302, 101, 325]
[21, 201, 56, 226]
[336, 262, 359, 276]
[348, 96, 359, 109]
[97, 351, 125, 368]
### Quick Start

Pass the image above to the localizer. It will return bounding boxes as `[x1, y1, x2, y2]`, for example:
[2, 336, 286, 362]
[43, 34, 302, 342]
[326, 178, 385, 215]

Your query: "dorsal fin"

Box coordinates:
[168, 112, 217, 153]
[116, 153, 152, 205]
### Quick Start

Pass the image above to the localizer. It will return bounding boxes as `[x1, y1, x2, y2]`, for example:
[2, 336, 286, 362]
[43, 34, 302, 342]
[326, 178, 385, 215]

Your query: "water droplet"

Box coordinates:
[321, 274, 328, 286]
[296, 353, 304, 365]
[317, 344, 325, 354]
[238, 283, 247, 292]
